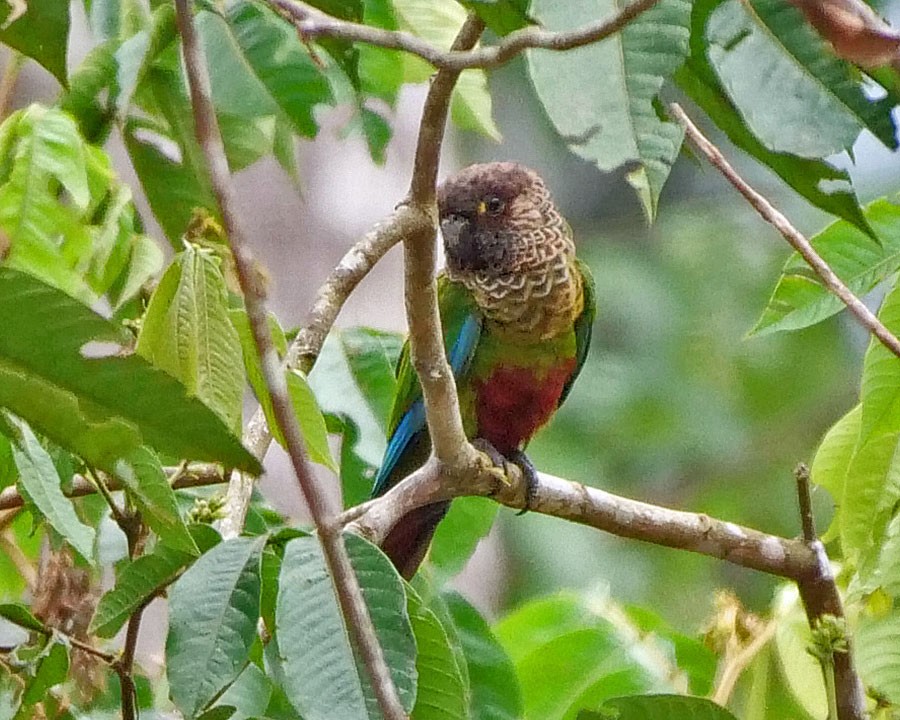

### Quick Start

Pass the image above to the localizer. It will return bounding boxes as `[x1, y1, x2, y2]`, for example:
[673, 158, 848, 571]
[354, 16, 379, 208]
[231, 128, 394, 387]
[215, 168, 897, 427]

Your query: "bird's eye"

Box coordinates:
[486, 197, 504, 215]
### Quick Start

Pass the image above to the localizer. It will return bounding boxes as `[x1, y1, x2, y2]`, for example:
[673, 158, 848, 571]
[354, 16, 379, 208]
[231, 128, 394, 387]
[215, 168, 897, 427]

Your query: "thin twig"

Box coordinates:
[116, 600, 149, 720]
[174, 2, 406, 718]
[670, 102, 900, 361]
[0, 467, 225, 511]
[268, 0, 663, 71]
[795, 462, 817, 543]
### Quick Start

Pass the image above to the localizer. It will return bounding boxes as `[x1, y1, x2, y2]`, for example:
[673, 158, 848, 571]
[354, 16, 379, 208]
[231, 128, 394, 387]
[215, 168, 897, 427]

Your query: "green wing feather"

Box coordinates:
[558, 257, 596, 407]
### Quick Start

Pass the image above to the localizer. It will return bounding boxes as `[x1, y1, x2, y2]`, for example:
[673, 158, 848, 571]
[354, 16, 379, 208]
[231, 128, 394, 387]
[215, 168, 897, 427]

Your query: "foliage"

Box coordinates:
[0, 0, 899, 718]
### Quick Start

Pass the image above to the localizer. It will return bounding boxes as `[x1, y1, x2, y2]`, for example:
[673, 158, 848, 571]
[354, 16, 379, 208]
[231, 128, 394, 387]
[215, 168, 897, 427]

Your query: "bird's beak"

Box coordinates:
[440, 215, 467, 252]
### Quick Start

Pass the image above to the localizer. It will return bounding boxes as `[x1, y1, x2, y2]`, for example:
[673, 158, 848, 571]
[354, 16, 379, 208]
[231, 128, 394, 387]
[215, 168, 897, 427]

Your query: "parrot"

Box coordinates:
[372, 161, 596, 579]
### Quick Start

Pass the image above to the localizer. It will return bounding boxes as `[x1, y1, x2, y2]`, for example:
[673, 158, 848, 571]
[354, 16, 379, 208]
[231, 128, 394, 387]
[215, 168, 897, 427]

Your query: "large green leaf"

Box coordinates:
[8, 415, 95, 563]
[167, 536, 265, 718]
[58, 42, 118, 143]
[753, 197, 900, 336]
[706, 0, 896, 158]
[587, 695, 738, 719]
[0, 267, 261, 475]
[137, 244, 243, 432]
[214, 2, 333, 137]
[90, 541, 196, 638]
[276, 534, 417, 720]
[406, 586, 468, 720]
[115, 3, 178, 115]
[0, 0, 69, 85]
[675, 0, 871, 234]
[392, 0, 500, 140]
[213, 663, 274, 720]
[528, 0, 690, 221]
[443, 591, 522, 720]
[494, 594, 674, 719]
[21, 639, 69, 706]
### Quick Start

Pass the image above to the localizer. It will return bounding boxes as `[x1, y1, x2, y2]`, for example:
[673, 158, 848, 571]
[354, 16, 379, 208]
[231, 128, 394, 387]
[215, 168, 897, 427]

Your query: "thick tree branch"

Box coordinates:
[347, 461, 866, 719]
[268, 0, 663, 71]
[174, 3, 406, 719]
[670, 102, 900, 361]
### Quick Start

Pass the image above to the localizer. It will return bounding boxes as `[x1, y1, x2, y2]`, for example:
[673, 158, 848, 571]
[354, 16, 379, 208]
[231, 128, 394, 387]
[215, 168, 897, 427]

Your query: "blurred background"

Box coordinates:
[8, 1, 900, 659]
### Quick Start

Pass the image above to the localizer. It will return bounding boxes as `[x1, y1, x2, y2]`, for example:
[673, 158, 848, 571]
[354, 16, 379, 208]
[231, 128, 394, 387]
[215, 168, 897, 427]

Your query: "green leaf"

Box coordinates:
[706, 0, 896, 157]
[675, 8, 871, 234]
[429, 497, 498, 579]
[137, 244, 244, 432]
[114, 447, 198, 554]
[856, 611, 900, 704]
[0, 603, 45, 633]
[588, 694, 738, 719]
[115, 3, 178, 115]
[276, 534, 417, 720]
[9, 416, 95, 563]
[58, 42, 118, 143]
[752, 197, 900, 336]
[231, 309, 336, 470]
[810, 404, 860, 543]
[217, 2, 333, 137]
[167, 536, 265, 718]
[459, 0, 532, 34]
[494, 594, 674, 719]
[528, 0, 690, 221]
[393, 0, 500, 140]
[0, 0, 69, 85]
[406, 586, 468, 720]
[90, 541, 195, 638]
[214, 663, 274, 720]
[124, 118, 217, 245]
[772, 588, 827, 720]
[107, 233, 165, 310]
[21, 640, 68, 706]
[443, 591, 522, 720]
[0, 267, 262, 477]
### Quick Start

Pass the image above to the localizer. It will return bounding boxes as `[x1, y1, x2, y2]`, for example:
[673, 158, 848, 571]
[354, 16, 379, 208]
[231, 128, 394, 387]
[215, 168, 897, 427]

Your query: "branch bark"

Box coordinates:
[268, 0, 663, 71]
[670, 102, 900, 361]
[174, 3, 406, 718]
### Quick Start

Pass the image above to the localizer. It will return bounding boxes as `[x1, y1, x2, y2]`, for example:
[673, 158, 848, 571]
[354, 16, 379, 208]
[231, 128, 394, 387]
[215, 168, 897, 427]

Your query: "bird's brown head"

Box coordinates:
[437, 162, 563, 281]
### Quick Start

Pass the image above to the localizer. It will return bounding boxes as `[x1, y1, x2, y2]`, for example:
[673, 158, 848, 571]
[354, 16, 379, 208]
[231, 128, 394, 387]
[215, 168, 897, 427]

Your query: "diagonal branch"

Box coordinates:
[268, 0, 663, 71]
[670, 102, 900, 361]
[174, 3, 406, 718]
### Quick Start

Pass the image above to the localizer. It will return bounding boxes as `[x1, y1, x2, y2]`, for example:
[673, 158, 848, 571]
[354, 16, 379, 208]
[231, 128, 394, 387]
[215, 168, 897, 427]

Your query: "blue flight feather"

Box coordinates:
[371, 312, 481, 496]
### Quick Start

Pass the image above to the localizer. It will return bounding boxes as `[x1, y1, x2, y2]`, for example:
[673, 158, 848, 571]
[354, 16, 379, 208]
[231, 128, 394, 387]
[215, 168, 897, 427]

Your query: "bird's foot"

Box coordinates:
[506, 450, 538, 516]
[471, 438, 511, 486]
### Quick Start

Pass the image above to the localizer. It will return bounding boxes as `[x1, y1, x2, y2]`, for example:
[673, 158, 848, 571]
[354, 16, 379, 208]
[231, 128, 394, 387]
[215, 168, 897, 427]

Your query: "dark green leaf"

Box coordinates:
[675, 0, 872, 234]
[0, 0, 69, 85]
[115, 3, 178, 115]
[276, 534, 417, 720]
[586, 694, 738, 719]
[220, 2, 333, 137]
[167, 536, 266, 718]
[528, 0, 690, 221]
[0, 268, 261, 474]
[58, 42, 118, 143]
[9, 415, 95, 563]
[0, 603, 45, 632]
[21, 640, 68, 705]
[214, 663, 274, 720]
[91, 541, 195, 638]
[443, 591, 522, 720]
[707, 0, 896, 157]
[406, 586, 467, 720]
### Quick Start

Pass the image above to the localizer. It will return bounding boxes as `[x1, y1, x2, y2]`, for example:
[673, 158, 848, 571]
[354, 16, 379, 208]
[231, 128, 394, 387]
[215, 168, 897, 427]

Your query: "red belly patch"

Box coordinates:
[473, 359, 576, 454]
